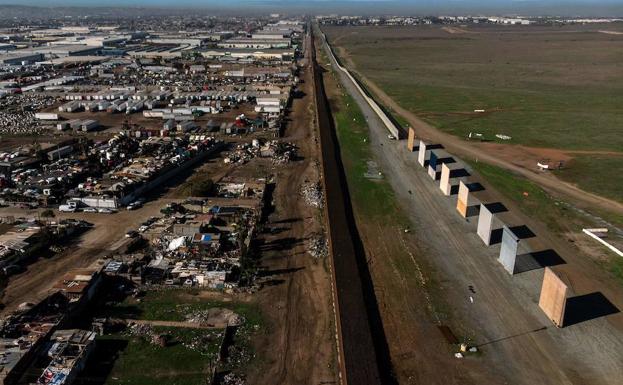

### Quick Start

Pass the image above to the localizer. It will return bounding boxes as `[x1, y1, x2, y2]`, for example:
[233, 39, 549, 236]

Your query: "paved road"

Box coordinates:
[319, 26, 623, 385]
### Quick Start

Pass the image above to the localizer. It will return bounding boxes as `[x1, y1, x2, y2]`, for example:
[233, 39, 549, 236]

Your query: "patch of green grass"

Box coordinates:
[102, 290, 262, 328]
[607, 258, 623, 285]
[99, 334, 212, 385]
[554, 156, 623, 204]
[467, 161, 584, 233]
[331, 91, 407, 226]
[325, 25, 623, 152]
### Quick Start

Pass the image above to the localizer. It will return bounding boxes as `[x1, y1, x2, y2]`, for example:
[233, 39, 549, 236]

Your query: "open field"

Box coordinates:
[324, 24, 623, 204]
[324, 24, 623, 151]
[83, 289, 257, 385]
[554, 155, 623, 204]
[98, 289, 263, 325]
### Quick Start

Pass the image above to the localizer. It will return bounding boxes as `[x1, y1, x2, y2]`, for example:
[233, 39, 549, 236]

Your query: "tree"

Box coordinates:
[41, 209, 55, 219]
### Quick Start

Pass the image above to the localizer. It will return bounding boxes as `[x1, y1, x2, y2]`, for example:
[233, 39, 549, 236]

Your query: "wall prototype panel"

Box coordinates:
[440, 164, 451, 195]
[477, 203, 494, 245]
[428, 151, 439, 180]
[538, 267, 568, 327]
[407, 127, 416, 152]
[417, 140, 427, 167]
[499, 226, 520, 274]
[457, 181, 470, 217]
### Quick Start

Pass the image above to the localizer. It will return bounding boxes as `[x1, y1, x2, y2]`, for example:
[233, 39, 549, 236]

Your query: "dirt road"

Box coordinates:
[330, 45, 623, 217]
[321, 28, 623, 385]
[0, 200, 169, 313]
[246, 30, 337, 385]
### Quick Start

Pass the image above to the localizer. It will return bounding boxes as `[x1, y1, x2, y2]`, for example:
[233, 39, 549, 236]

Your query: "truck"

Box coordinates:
[59, 200, 78, 212]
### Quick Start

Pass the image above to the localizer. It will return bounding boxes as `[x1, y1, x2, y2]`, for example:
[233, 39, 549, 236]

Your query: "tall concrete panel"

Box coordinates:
[440, 164, 452, 195]
[477, 203, 494, 245]
[407, 127, 416, 152]
[428, 151, 439, 180]
[539, 267, 568, 327]
[417, 140, 427, 167]
[457, 181, 470, 217]
[499, 226, 520, 274]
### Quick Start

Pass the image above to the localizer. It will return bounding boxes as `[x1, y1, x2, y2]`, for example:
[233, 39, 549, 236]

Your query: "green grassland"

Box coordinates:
[100, 289, 262, 326]
[554, 155, 623, 203]
[324, 24, 623, 151]
[99, 327, 220, 385]
[332, 91, 407, 222]
[92, 289, 262, 385]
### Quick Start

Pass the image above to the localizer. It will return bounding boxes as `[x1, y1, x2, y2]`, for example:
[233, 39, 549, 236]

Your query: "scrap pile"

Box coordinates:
[223, 143, 258, 165]
[126, 322, 154, 338]
[0, 94, 57, 134]
[179, 330, 224, 356]
[270, 141, 297, 165]
[185, 308, 243, 327]
[300, 182, 324, 208]
[307, 234, 328, 258]
[222, 373, 246, 385]
[223, 140, 298, 165]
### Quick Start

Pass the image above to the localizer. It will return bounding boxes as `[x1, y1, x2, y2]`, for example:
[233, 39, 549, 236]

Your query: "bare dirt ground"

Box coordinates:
[244, 33, 337, 385]
[330, 44, 623, 217]
[0, 200, 168, 313]
[320, 30, 623, 385]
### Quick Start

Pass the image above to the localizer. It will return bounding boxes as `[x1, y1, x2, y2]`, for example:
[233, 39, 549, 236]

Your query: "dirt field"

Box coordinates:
[0, 200, 169, 312]
[319, 26, 623, 385]
[243, 32, 338, 385]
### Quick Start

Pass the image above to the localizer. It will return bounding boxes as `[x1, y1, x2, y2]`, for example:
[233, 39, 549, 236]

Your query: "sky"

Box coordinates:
[0, 0, 622, 16]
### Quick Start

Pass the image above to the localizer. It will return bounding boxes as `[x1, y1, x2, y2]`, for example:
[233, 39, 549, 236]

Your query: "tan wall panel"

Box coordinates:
[538, 267, 568, 327]
[407, 127, 416, 151]
[457, 199, 468, 218]
[458, 181, 469, 205]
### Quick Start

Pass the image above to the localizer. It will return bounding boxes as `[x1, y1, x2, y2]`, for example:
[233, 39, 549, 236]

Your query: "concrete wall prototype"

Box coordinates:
[417, 140, 428, 167]
[439, 164, 452, 195]
[407, 127, 416, 152]
[321, 31, 400, 139]
[477, 203, 495, 245]
[457, 181, 471, 217]
[428, 151, 439, 180]
[539, 267, 568, 327]
[499, 226, 520, 274]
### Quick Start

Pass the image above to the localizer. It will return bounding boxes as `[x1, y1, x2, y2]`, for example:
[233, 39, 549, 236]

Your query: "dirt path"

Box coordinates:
[331, 45, 623, 216]
[246, 30, 337, 385]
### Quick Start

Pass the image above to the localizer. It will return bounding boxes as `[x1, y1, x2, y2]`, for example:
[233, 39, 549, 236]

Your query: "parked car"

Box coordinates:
[83, 207, 98, 213]
[125, 230, 138, 238]
[98, 208, 114, 214]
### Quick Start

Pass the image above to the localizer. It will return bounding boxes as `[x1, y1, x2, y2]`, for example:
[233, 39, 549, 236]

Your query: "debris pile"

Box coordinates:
[300, 182, 324, 208]
[307, 234, 328, 258]
[126, 322, 154, 338]
[222, 373, 246, 385]
[270, 141, 297, 165]
[184, 308, 243, 326]
[223, 140, 298, 165]
[180, 330, 223, 355]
